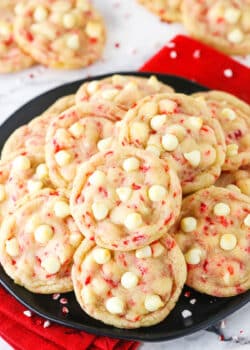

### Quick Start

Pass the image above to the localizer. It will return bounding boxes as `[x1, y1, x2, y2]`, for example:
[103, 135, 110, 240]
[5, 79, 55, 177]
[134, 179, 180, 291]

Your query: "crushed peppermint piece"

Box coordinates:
[181, 309, 192, 318]
[193, 49, 201, 59]
[232, 335, 239, 342]
[190, 298, 196, 305]
[220, 335, 225, 341]
[170, 50, 177, 59]
[43, 320, 51, 328]
[220, 320, 226, 329]
[62, 306, 69, 314]
[184, 291, 191, 297]
[52, 293, 60, 300]
[224, 69, 233, 78]
[60, 297, 68, 305]
[115, 42, 120, 48]
[23, 310, 32, 317]
[166, 41, 175, 48]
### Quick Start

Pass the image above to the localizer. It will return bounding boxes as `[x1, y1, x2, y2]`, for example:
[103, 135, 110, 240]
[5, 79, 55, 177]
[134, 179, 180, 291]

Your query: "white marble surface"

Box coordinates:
[0, 1, 250, 349]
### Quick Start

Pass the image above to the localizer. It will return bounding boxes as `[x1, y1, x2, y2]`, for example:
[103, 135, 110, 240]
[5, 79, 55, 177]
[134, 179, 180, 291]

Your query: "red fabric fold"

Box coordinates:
[140, 35, 250, 104]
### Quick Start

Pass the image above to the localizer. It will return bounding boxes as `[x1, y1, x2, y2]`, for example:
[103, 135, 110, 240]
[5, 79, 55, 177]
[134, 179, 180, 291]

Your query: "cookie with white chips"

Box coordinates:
[194, 91, 250, 171]
[118, 93, 226, 194]
[0, 189, 83, 293]
[182, 0, 250, 55]
[75, 75, 174, 121]
[138, 0, 182, 23]
[171, 186, 250, 297]
[72, 236, 186, 328]
[70, 146, 182, 250]
[14, 0, 106, 69]
[45, 105, 115, 189]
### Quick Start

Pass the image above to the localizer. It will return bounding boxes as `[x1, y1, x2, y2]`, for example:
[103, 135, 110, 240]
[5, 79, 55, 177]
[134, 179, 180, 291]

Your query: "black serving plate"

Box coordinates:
[0, 72, 249, 342]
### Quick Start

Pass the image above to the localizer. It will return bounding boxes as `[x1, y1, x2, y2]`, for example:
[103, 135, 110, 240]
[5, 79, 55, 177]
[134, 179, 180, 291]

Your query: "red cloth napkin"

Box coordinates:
[1, 34, 250, 350]
[140, 35, 250, 104]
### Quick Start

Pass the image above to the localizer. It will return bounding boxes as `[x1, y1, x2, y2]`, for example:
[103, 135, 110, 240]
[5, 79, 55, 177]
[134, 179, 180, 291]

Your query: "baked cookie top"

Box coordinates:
[138, 0, 182, 22]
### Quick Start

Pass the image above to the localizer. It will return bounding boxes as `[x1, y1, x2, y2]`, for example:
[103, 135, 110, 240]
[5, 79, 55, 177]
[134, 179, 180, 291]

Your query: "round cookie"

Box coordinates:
[1, 95, 75, 161]
[0, 1, 34, 73]
[182, 0, 250, 55]
[70, 146, 182, 250]
[0, 189, 83, 293]
[14, 0, 106, 69]
[45, 105, 115, 189]
[72, 236, 186, 328]
[0, 151, 52, 224]
[75, 74, 174, 121]
[194, 91, 250, 171]
[118, 93, 226, 194]
[171, 186, 250, 297]
[138, 0, 182, 23]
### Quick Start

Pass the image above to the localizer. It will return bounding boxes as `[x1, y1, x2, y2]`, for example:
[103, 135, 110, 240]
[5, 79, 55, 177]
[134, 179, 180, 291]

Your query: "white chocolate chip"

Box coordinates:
[81, 287, 95, 304]
[52, 1, 72, 12]
[181, 217, 197, 233]
[145, 144, 161, 157]
[213, 202, 230, 216]
[0, 184, 6, 202]
[151, 242, 165, 257]
[111, 74, 127, 85]
[15, 3, 25, 15]
[185, 248, 202, 265]
[0, 23, 11, 38]
[34, 224, 53, 244]
[226, 184, 241, 193]
[101, 89, 119, 100]
[66, 34, 80, 50]
[186, 116, 203, 130]
[121, 272, 139, 289]
[89, 170, 106, 186]
[226, 144, 239, 157]
[97, 137, 113, 151]
[223, 271, 231, 285]
[26, 215, 40, 233]
[150, 114, 167, 131]
[55, 150, 72, 166]
[224, 7, 241, 24]
[6, 238, 19, 257]
[92, 202, 109, 220]
[85, 21, 102, 38]
[139, 102, 158, 117]
[130, 122, 149, 144]
[221, 108, 236, 121]
[106, 297, 124, 314]
[148, 185, 167, 201]
[54, 201, 70, 218]
[27, 180, 43, 193]
[33, 6, 48, 22]
[183, 150, 201, 167]
[227, 28, 244, 44]
[124, 212, 143, 230]
[63, 13, 76, 29]
[69, 232, 82, 247]
[76, 0, 90, 11]
[123, 157, 140, 172]
[237, 179, 250, 196]
[41, 256, 61, 274]
[135, 246, 152, 259]
[92, 277, 109, 295]
[69, 122, 84, 138]
[147, 75, 161, 91]
[92, 247, 111, 264]
[166, 124, 186, 141]
[86, 81, 99, 94]
[162, 134, 179, 151]
[220, 233, 237, 251]
[13, 155, 31, 171]
[244, 214, 250, 227]
[144, 294, 164, 312]
[159, 99, 177, 113]
[116, 187, 132, 202]
[36, 163, 49, 180]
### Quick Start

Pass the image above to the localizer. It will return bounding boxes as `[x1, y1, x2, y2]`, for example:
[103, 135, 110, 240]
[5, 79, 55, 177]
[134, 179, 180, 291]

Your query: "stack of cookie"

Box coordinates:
[0, 0, 105, 73]
[138, 0, 250, 56]
[0, 74, 249, 329]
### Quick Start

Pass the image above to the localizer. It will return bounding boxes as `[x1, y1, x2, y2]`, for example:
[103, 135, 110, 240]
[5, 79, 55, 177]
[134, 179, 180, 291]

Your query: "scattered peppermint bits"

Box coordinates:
[60, 297, 68, 305]
[181, 309, 192, 318]
[23, 310, 32, 317]
[43, 320, 51, 328]
[52, 293, 61, 300]
[62, 306, 69, 315]
[170, 50, 177, 59]
[189, 298, 196, 305]
[224, 69, 233, 78]
[193, 49, 201, 59]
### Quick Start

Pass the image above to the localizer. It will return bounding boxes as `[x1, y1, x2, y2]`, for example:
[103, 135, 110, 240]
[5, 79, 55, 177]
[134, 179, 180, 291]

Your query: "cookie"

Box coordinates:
[118, 93, 226, 194]
[234, 166, 250, 196]
[1, 95, 75, 161]
[0, 151, 52, 224]
[138, 0, 182, 22]
[0, 1, 34, 73]
[171, 186, 250, 297]
[75, 75, 174, 121]
[45, 105, 115, 189]
[194, 91, 250, 171]
[0, 189, 83, 293]
[14, 0, 106, 69]
[72, 236, 186, 328]
[182, 0, 250, 55]
[70, 146, 182, 250]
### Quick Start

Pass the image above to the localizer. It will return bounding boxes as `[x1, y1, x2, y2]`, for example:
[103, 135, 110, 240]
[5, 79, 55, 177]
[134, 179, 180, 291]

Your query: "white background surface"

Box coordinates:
[0, 1, 250, 349]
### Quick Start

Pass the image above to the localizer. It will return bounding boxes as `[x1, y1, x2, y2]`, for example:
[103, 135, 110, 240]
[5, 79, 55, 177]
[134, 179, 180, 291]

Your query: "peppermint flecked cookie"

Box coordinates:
[138, 0, 182, 22]
[0, 151, 52, 223]
[172, 186, 250, 297]
[182, 0, 250, 55]
[72, 237, 186, 328]
[194, 91, 250, 171]
[1, 95, 75, 161]
[0, 189, 83, 293]
[75, 75, 174, 121]
[45, 105, 115, 189]
[70, 146, 182, 250]
[118, 93, 226, 194]
[0, 1, 34, 73]
[14, 0, 106, 69]
[234, 166, 250, 196]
